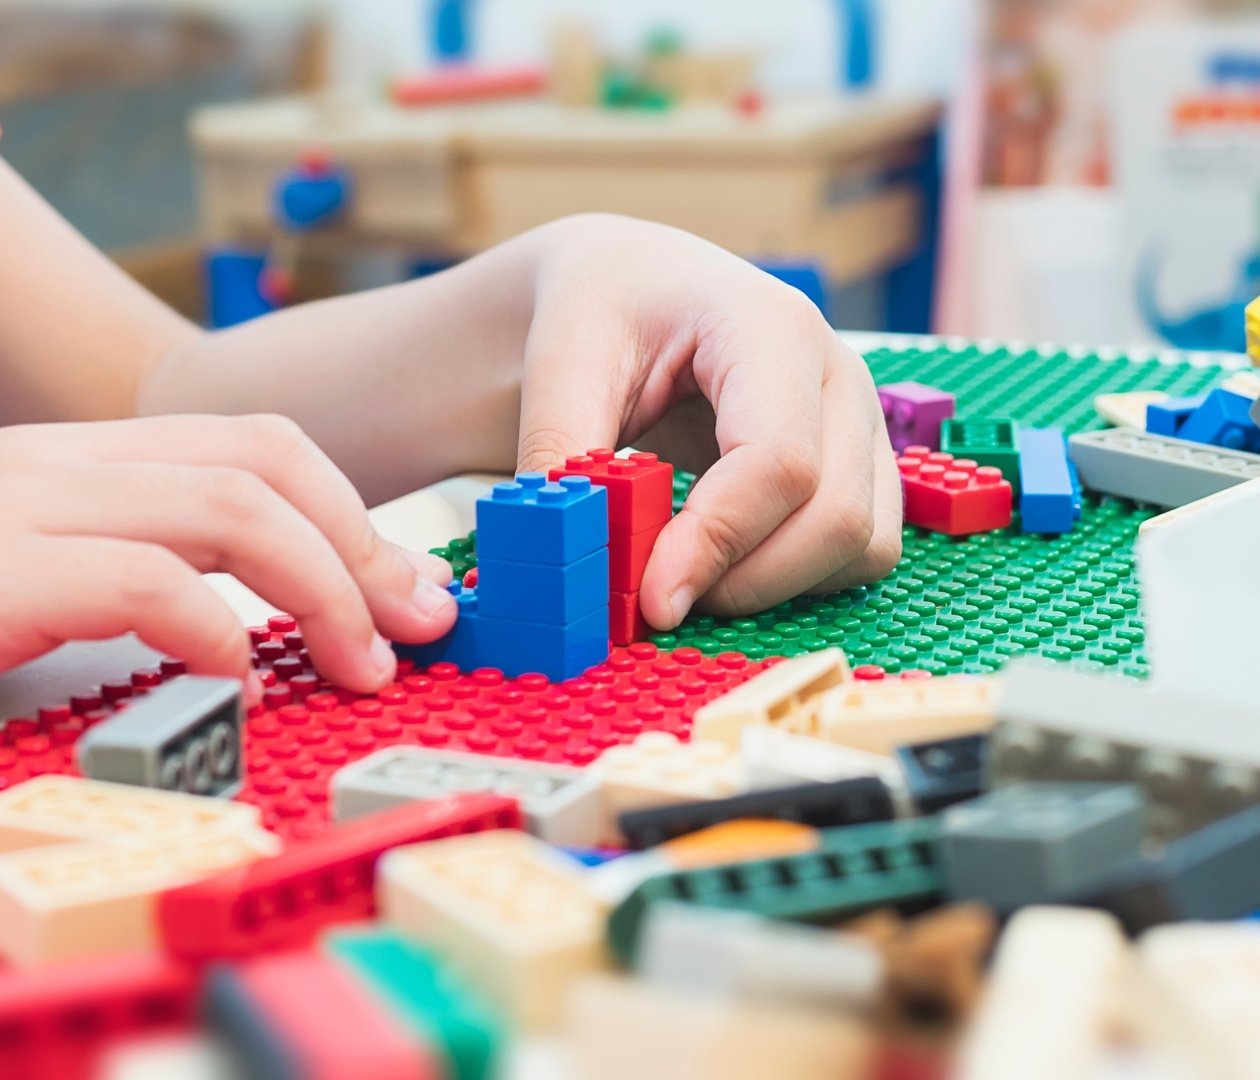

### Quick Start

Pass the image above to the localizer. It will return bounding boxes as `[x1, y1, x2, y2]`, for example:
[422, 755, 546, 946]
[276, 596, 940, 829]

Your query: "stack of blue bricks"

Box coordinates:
[398, 474, 611, 681]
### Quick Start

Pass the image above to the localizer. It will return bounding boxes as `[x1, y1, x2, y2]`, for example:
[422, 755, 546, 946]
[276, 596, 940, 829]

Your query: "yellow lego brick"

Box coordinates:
[587, 731, 742, 841]
[566, 974, 875, 1080]
[1247, 295, 1260, 366]
[1092, 391, 1168, 430]
[690, 649, 851, 748]
[813, 674, 997, 755]
[380, 829, 609, 1030]
[1221, 370, 1260, 400]
[0, 825, 279, 966]
[0, 775, 262, 853]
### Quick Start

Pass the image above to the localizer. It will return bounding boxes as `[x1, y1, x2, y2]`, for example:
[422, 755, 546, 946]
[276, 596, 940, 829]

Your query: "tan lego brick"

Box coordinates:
[380, 829, 609, 1030]
[0, 775, 262, 853]
[1221, 370, 1260, 400]
[0, 826, 279, 966]
[691, 649, 852, 748]
[1092, 391, 1168, 429]
[814, 675, 997, 755]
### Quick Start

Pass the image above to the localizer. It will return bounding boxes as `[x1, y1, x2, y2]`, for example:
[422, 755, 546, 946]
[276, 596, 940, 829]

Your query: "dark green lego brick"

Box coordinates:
[941, 417, 1021, 491]
[433, 343, 1225, 677]
[325, 929, 504, 1080]
[607, 818, 943, 965]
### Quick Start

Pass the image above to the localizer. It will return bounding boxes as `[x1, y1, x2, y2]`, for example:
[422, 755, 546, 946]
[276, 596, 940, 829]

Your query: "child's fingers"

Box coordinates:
[0, 535, 251, 683]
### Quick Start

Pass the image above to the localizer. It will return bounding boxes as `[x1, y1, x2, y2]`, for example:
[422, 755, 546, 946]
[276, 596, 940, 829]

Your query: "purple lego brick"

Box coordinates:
[878, 382, 957, 454]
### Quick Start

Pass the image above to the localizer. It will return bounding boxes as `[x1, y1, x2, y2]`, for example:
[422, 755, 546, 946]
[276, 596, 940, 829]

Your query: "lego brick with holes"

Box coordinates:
[3, 4, 1260, 1078]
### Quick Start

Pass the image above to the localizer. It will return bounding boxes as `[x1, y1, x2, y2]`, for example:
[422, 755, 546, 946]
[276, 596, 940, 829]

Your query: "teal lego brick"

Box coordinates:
[941, 417, 1021, 491]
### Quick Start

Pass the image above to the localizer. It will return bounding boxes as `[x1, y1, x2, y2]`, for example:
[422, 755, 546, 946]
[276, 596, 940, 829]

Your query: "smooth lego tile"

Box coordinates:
[609, 589, 648, 646]
[380, 830, 610, 1030]
[894, 734, 986, 814]
[478, 605, 609, 681]
[475, 547, 609, 625]
[897, 449, 1013, 535]
[331, 745, 601, 847]
[1016, 428, 1074, 534]
[955, 907, 1130, 1080]
[939, 417, 1020, 488]
[158, 794, 520, 962]
[0, 775, 261, 854]
[942, 783, 1146, 911]
[1176, 388, 1260, 451]
[475, 474, 608, 566]
[814, 674, 997, 755]
[76, 676, 242, 796]
[0, 825, 279, 966]
[878, 382, 956, 454]
[549, 449, 673, 534]
[691, 649, 851, 747]
[1068, 427, 1260, 507]
[1145, 394, 1208, 437]
[1094, 390, 1168, 429]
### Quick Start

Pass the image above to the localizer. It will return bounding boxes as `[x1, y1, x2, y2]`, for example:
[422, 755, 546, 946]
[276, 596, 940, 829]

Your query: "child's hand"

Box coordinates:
[0, 415, 456, 694]
[517, 215, 902, 630]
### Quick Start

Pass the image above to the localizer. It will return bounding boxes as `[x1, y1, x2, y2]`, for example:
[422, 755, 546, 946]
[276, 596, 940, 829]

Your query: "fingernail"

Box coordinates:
[412, 576, 454, 619]
[668, 585, 696, 627]
[369, 633, 396, 681]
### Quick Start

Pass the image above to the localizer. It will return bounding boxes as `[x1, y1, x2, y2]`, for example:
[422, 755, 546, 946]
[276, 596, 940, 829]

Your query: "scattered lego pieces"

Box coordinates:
[939, 418, 1020, 490]
[1144, 393, 1208, 437]
[1094, 390, 1168, 429]
[1176, 388, 1260, 451]
[878, 382, 956, 454]
[1015, 428, 1074, 534]
[897, 449, 1013, 536]
[739, 726, 910, 806]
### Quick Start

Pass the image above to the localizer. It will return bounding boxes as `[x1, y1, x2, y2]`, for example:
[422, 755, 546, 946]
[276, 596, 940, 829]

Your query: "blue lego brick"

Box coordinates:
[477, 548, 609, 625]
[1145, 394, 1208, 437]
[1067, 457, 1083, 521]
[558, 846, 628, 867]
[1016, 427, 1075, 534]
[1176, 389, 1260, 452]
[475, 474, 608, 566]
[478, 606, 609, 681]
[393, 584, 481, 670]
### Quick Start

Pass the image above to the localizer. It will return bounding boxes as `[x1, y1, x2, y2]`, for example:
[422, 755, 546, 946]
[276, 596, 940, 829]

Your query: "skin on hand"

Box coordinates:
[0, 415, 456, 698]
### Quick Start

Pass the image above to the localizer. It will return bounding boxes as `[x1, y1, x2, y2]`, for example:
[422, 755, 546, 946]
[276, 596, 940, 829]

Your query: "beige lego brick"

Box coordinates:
[0, 826, 279, 966]
[587, 732, 742, 841]
[691, 649, 852, 748]
[1221, 369, 1260, 400]
[380, 830, 609, 1030]
[956, 907, 1129, 1080]
[566, 974, 874, 1080]
[1093, 391, 1168, 429]
[814, 675, 997, 755]
[1136, 923, 1260, 1080]
[0, 775, 262, 853]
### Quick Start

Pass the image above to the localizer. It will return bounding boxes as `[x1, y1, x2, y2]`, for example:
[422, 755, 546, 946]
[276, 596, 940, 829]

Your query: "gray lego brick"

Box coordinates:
[991, 661, 1260, 840]
[331, 745, 603, 848]
[76, 676, 241, 796]
[941, 782, 1145, 910]
[1067, 428, 1260, 507]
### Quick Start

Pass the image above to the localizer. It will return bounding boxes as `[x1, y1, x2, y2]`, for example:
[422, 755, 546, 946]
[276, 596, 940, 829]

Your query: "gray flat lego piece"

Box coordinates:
[942, 782, 1145, 910]
[331, 745, 603, 848]
[1067, 428, 1260, 507]
[76, 676, 242, 796]
[992, 661, 1260, 840]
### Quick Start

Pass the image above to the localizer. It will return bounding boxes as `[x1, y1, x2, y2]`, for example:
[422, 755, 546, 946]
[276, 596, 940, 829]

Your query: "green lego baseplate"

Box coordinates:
[429, 341, 1228, 679]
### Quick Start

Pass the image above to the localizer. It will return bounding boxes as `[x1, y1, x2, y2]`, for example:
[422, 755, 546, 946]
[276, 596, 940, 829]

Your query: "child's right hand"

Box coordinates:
[0, 414, 456, 696]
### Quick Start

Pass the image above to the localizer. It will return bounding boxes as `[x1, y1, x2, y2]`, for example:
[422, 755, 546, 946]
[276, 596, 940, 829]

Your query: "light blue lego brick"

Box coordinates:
[475, 474, 608, 566]
[1017, 427, 1075, 534]
[393, 584, 481, 670]
[1145, 394, 1208, 437]
[477, 548, 609, 625]
[1176, 389, 1260, 452]
[478, 606, 609, 681]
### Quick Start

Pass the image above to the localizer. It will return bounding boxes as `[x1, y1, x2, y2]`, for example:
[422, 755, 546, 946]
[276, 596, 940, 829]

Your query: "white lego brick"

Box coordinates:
[1136, 923, 1260, 1080]
[993, 660, 1260, 838]
[1093, 392, 1169, 429]
[956, 907, 1130, 1080]
[0, 775, 263, 854]
[1138, 476, 1260, 712]
[331, 745, 602, 848]
[379, 829, 610, 1031]
[691, 649, 851, 748]
[813, 675, 997, 756]
[637, 903, 883, 1011]
[0, 825, 279, 966]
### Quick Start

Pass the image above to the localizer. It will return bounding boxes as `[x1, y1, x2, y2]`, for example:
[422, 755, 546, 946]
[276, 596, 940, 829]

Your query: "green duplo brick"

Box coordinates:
[941, 417, 1021, 491]
[325, 929, 504, 1080]
[607, 818, 943, 965]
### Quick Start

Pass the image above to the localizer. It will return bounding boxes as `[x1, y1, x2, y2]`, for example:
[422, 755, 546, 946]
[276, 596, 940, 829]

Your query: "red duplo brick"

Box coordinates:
[897, 447, 1012, 536]
[0, 952, 197, 1080]
[610, 591, 649, 647]
[549, 449, 673, 534]
[157, 795, 521, 962]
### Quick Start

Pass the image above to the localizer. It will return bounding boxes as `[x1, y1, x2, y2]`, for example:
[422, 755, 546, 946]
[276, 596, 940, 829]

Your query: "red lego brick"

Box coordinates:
[207, 949, 441, 1080]
[897, 447, 1012, 536]
[550, 449, 673, 535]
[610, 591, 649, 647]
[157, 796, 521, 962]
[0, 952, 197, 1080]
[610, 519, 666, 593]
[462, 567, 479, 589]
